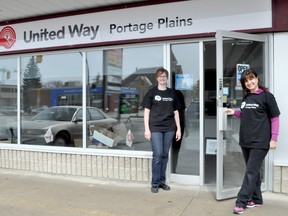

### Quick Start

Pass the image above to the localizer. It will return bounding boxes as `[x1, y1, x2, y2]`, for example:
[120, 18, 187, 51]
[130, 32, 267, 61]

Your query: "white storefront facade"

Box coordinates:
[0, 0, 287, 199]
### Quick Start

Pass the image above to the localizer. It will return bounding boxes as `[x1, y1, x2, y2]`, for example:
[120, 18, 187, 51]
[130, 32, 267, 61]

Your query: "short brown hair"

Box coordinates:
[155, 67, 168, 79]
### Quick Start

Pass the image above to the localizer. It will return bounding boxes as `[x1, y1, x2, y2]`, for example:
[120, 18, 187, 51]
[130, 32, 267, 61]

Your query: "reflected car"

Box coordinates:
[30, 105, 49, 114]
[0, 112, 17, 141]
[6, 106, 118, 147]
[0, 112, 9, 141]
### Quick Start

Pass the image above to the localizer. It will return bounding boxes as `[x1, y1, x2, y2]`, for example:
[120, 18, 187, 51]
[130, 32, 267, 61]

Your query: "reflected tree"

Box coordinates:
[23, 56, 42, 88]
[22, 56, 42, 112]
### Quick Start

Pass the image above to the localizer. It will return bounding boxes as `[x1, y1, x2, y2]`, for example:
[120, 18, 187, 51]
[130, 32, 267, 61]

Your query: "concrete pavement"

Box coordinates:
[0, 169, 287, 216]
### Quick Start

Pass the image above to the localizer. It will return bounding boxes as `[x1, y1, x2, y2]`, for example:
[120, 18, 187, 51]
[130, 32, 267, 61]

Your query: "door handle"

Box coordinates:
[219, 107, 227, 131]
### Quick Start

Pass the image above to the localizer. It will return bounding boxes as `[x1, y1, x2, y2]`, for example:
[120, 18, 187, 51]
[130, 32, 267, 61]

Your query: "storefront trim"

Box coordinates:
[1, 0, 272, 54]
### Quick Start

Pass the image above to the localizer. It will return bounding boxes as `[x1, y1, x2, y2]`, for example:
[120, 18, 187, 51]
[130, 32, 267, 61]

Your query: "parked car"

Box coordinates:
[5, 106, 118, 147]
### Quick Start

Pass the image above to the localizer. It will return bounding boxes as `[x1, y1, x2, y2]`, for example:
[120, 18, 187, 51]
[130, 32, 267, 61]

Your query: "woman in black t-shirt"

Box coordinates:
[141, 68, 181, 193]
[226, 69, 280, 214]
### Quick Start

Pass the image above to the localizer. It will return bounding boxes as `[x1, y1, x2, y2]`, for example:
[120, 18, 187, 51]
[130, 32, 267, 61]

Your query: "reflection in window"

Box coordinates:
[88, 108, 105, 120]
[2, 45, 164, 150]
[87, 45, 163, 150]
[0, 58, 17, 144]
[170, 43, 200, 175]
[86, 51, 104, 109]
[20, 53, 82, 146]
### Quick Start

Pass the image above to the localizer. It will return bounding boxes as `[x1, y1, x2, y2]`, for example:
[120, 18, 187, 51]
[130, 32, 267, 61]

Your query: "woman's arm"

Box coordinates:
[271, 116, 280, 141]
[226, 108, 242, 118]
[269, 116, 280, 150]
[143, 108, 151, 140]
[174, 110, 181, 141]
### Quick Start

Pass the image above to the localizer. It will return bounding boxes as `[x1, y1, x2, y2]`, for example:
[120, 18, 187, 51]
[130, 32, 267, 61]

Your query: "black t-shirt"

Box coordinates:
[239, 91, 280, 149]
[141, 86, 181, 132]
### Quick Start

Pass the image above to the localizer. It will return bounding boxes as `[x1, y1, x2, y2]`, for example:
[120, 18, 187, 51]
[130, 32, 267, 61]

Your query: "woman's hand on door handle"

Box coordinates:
[225, 108, 235, 116]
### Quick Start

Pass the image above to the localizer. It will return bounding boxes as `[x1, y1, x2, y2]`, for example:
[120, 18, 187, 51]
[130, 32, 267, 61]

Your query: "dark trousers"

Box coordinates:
[236, 147, 268, 208]
[151, 131, 175, 187]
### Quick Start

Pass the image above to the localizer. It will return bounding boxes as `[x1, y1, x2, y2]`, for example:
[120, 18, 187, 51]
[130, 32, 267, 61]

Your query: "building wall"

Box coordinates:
[0, 0, 288, 195]
[0, 149, 152, 182]
[272, 32, 288, 194]
[0, 147, 287, 194]
[274, 166, 288, 194]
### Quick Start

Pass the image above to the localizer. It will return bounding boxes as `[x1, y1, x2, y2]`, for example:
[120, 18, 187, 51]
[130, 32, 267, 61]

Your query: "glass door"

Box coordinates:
[169, 42, 201, 184]
[216, 30, 268, 200]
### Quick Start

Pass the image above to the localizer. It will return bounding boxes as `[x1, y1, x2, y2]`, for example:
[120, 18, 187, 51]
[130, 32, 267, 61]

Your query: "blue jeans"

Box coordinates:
[151, 131, 175, 187]
[236, 147, 269, 208]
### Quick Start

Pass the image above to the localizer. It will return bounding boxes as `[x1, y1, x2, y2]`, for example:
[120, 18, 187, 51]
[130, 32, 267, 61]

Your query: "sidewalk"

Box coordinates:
[0, 169, 287, 216]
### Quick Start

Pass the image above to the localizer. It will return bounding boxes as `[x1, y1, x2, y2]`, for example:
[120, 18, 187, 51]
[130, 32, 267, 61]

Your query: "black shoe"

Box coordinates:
[151, 186, 159, 193]
[159, 183, 170, 191]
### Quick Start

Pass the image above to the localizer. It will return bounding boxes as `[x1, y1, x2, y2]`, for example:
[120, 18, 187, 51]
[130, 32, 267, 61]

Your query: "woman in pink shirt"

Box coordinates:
[226, 69, 280, 214]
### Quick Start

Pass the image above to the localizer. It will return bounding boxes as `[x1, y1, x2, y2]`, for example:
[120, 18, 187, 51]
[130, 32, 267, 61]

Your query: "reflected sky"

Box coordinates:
[0, 45, 164, 85]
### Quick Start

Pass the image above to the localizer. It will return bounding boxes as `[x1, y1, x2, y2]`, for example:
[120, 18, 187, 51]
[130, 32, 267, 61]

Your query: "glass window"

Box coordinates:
[86, 45, 163, 150]
[0, 58, 17, 144]
[2, 45, 164, 150]
[170, 43, 200, 175]
[121, 46, 163, 151]
[18, 53, 82, 147]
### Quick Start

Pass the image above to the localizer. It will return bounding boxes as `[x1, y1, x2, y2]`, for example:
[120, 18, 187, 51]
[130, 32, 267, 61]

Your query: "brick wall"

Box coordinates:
[0, 149, 152, 182]
[2, 149, 287, 194]
[273, 166, 288, 194]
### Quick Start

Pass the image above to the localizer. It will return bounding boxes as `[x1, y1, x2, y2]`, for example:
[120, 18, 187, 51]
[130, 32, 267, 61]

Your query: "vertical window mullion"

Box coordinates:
[82, 51, 87, 148]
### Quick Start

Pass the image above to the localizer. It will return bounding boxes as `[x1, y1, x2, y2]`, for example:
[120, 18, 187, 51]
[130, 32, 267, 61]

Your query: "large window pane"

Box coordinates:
[18, 53, 82, 147]
[121, 46, 163, 151]
[86, 46, 163, 150]
[86, 49, 120, 149]
[170, 43, 200, 175]
[222, 39, 264, 188]
[0, 58, 17, 143]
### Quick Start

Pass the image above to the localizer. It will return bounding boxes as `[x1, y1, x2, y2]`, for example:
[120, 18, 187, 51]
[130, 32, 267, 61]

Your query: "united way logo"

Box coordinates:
[0, 26, 16, 49]
[155, 95, 161, 101]
[241, 101, 246, 109]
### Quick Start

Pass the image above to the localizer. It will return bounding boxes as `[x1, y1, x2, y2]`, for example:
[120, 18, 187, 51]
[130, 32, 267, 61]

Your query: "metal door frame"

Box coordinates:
[216, 30, 268, 200]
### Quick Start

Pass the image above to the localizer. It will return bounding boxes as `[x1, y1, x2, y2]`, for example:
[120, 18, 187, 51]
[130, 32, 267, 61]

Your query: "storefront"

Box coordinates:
[0, 0, 287, 199]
